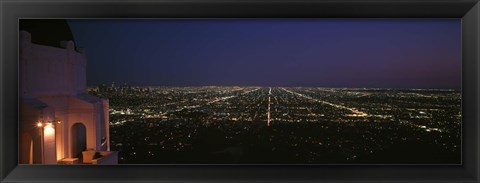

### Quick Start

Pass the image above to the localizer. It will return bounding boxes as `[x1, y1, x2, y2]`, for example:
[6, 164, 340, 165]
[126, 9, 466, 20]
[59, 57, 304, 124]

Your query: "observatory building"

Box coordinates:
[18, 20, 117, 164]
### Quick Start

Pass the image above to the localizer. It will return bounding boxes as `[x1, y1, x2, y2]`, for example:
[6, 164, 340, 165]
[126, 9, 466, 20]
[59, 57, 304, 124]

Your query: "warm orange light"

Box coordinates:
[55, 117, 62, 124]
[44, 123, 55, 136]
[37, 122, 43, 127]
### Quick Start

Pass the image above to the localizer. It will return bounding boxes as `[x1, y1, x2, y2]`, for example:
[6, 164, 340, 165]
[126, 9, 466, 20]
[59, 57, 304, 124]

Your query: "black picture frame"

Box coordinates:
[1, 0, 479, 182]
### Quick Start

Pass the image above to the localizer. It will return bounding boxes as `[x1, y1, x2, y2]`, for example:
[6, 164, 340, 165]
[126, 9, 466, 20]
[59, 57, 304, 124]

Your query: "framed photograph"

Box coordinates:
[1, 0, 479, 182]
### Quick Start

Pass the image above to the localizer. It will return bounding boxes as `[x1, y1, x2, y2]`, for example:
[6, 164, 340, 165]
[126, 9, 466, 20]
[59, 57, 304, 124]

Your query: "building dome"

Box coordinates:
[19, 19, 75, 48]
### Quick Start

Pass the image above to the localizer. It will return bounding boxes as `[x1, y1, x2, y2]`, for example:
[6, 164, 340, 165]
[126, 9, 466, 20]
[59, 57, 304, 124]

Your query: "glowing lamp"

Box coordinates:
[55, 117, 62, 124]
[37, 122, 43, 127]
[44, 123, 55, 136]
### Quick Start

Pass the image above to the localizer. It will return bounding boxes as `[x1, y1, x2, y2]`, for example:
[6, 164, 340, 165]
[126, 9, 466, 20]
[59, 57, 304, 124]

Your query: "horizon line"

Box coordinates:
[86, 84, 461, 91]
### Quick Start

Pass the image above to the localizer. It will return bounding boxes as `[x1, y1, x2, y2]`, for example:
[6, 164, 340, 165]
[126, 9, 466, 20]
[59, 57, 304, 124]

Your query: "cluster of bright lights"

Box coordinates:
[36, 119, 61, 128]
[37, 120, 61, 136]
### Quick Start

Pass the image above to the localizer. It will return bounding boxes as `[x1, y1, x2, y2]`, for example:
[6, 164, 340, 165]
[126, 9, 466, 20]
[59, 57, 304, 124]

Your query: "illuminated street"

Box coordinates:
[89, 85, 461, 164]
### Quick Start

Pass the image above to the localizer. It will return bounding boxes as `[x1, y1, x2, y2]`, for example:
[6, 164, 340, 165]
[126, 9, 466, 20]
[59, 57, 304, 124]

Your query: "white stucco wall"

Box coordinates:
[20, 31, 86, 97]
[19, 99, 56, 164]
[19, 30, 112, 163]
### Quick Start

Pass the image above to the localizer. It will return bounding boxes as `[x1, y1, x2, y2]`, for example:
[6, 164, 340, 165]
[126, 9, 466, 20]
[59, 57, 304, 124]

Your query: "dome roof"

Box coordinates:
[19, 19, 75, 48]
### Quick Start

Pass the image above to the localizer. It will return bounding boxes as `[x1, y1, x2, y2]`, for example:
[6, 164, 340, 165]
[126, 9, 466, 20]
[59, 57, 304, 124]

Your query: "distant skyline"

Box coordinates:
[68, 19, 461, 89]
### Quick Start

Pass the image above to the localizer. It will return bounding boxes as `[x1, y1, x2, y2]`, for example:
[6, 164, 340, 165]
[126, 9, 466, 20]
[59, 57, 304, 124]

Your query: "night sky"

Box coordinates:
[68, 19, 461, 89]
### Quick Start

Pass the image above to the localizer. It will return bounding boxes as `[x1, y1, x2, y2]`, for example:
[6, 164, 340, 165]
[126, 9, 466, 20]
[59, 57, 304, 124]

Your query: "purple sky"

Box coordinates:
[68, 19, 461, 89]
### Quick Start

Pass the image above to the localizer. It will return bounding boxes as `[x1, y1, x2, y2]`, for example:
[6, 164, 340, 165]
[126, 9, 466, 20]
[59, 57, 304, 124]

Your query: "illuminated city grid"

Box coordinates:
[89, 85, 461, 164]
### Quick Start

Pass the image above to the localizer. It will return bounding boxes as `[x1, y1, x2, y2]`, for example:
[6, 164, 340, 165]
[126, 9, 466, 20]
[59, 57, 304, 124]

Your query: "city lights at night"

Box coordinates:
[89, 85, 461, 164]
[19, 19, 461, 164]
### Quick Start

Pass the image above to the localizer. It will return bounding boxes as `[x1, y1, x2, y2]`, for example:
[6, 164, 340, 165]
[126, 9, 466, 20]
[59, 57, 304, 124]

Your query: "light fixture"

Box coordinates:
[37, 117, 62, 128]
[55, 117, 62, 124]
[44, 122, 55, 136]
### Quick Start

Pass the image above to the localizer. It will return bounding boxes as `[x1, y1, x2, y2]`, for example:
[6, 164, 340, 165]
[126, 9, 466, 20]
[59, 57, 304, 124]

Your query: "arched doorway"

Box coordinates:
[71, 123, 87, 158]
[19, 132, 33, 164]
